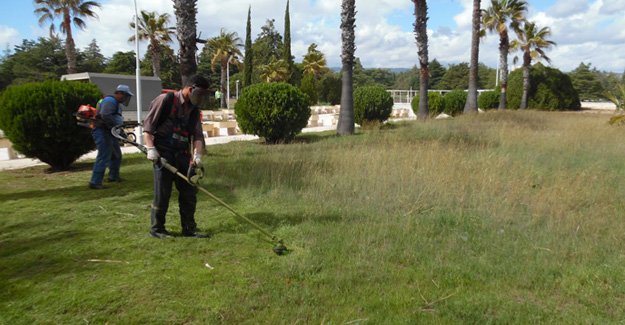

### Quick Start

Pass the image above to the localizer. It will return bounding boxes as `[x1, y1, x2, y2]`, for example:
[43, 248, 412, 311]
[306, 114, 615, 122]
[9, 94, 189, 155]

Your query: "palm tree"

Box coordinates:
[511, 21, 556, 110]
[605, 84, 625, 111]
[206, 29, 242, 108]
[464, 0, 481, 114]
[302, 43, 329, 78]
[412, 0, 429, 120]
[129, 10, 175, 78]
[337, 0, 356, 136]
[34, 0, 101, 74]
[259, 58, 290, 83]
[482, 0, 528, 109]
[173, 0, 198, 86]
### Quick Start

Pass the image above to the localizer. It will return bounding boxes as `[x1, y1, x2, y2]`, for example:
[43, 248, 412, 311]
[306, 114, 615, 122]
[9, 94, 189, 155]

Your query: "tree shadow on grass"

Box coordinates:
[75, 154, 148, 169]
[290, 131, 337, 144]
[0, 181, 148, 202]
[3, 155, 149, 175]
[0, 229, 109, 302]
[0, 230, 83, 260]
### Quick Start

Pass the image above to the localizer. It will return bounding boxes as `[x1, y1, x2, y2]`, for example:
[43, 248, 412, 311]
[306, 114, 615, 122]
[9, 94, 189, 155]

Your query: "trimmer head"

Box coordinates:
[272, 242, 288, 256]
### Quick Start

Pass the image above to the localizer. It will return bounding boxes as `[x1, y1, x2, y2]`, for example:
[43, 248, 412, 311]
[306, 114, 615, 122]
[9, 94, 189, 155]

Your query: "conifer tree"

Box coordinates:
[244, 6, 253, 87]
[283, 0, 293, 82]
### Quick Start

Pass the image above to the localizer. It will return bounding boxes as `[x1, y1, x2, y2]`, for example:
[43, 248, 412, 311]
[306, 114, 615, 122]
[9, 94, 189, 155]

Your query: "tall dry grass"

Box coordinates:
[256, 111, 625, 228]
[231, 110, 625, 321]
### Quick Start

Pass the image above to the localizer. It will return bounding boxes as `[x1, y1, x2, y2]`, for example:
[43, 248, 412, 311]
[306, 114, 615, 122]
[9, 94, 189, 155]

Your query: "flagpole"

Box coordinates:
[134, 0, 143, 144]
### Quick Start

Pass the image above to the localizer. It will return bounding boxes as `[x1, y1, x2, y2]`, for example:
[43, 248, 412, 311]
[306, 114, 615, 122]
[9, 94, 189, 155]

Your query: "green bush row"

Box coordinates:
[353, 85, 393, 125]
[410, 65, 581, 115]
[411, 90, 469, 116]
[478, 90, 500, 110]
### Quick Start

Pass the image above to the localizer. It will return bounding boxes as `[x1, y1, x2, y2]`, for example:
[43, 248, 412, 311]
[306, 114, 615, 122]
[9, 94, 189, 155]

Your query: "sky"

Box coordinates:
[1, 0, 624, 73]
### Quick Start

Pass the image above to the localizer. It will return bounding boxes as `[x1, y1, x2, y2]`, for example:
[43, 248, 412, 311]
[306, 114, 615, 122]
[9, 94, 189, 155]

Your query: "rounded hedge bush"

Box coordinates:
[0, 80, 101, 170]
[478, 90, 500, 110]
[353, 85, 393, 125]
[235, 82, 310, 144]
[507, 63, 581, 110]
[442, 90, 467, 116]
[411, 92, 444, 116]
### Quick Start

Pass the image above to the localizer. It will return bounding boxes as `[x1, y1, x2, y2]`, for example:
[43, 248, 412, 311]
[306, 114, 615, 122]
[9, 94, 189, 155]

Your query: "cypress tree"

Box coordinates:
[244, 6, 253, 87]
[283, 0, 293, 82]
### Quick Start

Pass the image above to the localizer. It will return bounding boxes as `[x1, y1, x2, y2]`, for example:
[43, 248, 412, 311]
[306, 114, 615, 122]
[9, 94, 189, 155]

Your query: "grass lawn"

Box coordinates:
[1, 111, 625, 323]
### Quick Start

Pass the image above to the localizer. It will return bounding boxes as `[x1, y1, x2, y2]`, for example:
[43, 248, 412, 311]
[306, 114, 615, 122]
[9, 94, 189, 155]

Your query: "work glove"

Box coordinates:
[193, 153, 202, 167]
[146, 147, 160, 162]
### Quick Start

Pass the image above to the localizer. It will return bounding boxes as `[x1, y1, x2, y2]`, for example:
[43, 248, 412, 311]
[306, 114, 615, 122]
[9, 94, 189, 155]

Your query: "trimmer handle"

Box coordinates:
[111, 126, 147, 154]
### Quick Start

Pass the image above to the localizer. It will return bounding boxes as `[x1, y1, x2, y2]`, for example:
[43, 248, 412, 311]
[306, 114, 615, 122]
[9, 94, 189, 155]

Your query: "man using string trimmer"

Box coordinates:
[142, 75, 210, 239]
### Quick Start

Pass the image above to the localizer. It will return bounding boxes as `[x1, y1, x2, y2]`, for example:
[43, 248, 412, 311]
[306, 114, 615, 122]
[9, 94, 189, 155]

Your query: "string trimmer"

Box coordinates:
[111, 126, 288, 255]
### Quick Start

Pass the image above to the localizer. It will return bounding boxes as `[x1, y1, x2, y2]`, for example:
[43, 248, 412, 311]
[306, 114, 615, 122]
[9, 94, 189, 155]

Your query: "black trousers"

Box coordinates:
[150, 150, 198, 233]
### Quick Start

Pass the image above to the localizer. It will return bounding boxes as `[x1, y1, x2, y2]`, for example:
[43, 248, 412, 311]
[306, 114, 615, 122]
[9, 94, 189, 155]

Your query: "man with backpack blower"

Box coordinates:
[142, 75, 210, 239]
[88, 84, 134, 189]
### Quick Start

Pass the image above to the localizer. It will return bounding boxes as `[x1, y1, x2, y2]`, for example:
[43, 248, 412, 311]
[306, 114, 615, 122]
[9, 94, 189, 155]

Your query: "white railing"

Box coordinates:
[388, 89, 495, 104]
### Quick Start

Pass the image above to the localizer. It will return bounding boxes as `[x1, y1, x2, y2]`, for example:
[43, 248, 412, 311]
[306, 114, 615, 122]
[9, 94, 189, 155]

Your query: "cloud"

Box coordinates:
[453, 0, 476, 30]
[547, 0, 589, 17]
[0, 26, 20, 50]
[599, 0, 625, 14]
[527, 0, 625, 71]
[24, 0, 625, 73]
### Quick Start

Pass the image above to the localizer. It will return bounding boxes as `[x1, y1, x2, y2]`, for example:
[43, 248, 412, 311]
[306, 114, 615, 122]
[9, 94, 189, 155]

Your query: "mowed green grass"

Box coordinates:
[1, 111, 625, 323]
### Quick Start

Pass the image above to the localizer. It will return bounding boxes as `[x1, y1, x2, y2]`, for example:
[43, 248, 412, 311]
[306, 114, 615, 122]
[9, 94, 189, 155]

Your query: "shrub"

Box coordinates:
[353, 85, 393, 125]
[478, 90, 500, 110]
[234, 82, 310, 144]
[411, 92, 444, 116]
[508, 63, 581, 110]
[0, 80, 101, 170]
[442, 90, 467, 116]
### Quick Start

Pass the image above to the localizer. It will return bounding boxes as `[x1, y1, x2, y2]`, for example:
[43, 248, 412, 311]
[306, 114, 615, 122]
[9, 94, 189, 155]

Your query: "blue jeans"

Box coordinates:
[89, 127, 122, 185]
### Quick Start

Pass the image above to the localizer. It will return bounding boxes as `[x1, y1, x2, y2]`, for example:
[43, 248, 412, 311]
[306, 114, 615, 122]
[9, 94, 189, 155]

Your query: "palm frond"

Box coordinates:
[605, 84, 625, 110]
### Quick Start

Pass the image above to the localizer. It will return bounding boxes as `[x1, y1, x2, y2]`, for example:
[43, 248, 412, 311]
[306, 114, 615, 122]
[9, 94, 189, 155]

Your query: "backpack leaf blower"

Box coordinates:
[75, 104, 98, 129]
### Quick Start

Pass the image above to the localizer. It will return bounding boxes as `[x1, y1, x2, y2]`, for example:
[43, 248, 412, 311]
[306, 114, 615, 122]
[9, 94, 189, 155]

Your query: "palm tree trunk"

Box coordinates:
[414, 0, 429, 120]
[151, 42, 161, 78]
[220, 60, 227, 108]
[337, 0, 356, 136]
[174, 0, 198, 86]
[339, 66, 354, 133]
[520, 51, 531, 110]
[464, 0, 480, 114]
[65, 34, 78, 74]
[63, 9, 77, 74]
[498, 32, 509, 110]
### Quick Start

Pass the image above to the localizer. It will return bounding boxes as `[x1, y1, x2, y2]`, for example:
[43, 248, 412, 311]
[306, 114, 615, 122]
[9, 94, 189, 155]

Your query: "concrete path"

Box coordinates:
[0, 126, 336, 171]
